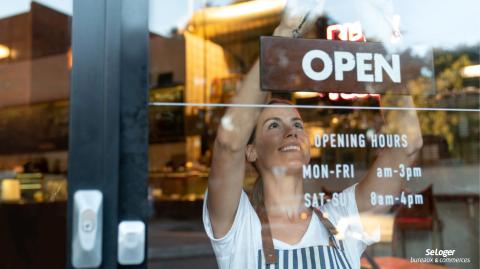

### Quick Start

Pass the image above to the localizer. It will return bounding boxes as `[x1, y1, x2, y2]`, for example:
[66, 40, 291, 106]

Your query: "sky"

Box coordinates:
[0, 0, 479, 49]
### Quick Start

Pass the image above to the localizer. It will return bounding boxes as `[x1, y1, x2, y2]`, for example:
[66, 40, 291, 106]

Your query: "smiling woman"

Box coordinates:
[246, 99, 311, 216]
[204, 95, 375, 269]
[202, 2, 424, 269]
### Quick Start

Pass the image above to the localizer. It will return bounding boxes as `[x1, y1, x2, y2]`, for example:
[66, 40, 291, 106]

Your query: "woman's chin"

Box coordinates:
[266, 155, 310, 177]
[274, 160, 306, 175]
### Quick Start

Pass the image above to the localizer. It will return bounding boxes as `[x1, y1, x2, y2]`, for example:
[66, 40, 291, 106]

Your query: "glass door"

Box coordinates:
[146, 1, 479, 269]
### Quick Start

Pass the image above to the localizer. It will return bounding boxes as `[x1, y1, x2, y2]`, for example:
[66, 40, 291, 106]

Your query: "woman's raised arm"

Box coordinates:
[207, 60, 267, 238]
[356, 95, 423, 213]
[207, 1, 324, 238]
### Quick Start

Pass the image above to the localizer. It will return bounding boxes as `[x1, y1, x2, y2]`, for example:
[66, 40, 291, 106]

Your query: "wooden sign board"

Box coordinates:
[260, 36, 434, 95]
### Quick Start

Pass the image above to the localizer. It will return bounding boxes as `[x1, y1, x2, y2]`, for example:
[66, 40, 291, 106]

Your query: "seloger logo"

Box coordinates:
[425, 249, 455, 258]
[410, 249, 471, 264]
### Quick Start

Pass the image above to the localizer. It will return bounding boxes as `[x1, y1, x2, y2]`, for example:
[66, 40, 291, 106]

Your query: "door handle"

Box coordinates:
[72, 190, 103, 268]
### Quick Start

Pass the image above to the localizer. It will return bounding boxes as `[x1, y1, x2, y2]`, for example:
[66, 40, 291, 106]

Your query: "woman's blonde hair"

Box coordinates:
[247, 98, 297, 211]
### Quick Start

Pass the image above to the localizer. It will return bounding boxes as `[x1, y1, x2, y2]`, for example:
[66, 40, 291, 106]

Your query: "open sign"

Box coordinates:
[260, 36, 433, 94]
[301, 50, 401, 83]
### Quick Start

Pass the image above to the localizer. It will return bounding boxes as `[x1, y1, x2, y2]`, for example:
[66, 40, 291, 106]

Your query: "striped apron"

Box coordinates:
[256, 206, 352, 269]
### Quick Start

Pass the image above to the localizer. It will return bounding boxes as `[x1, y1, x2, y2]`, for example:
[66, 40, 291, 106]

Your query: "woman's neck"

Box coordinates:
[261, 171, 308, 222]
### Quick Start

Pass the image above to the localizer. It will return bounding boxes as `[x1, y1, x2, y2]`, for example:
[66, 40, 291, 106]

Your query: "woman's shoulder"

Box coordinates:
[203, 188, 262, 241]
[237, 189, 262, 228]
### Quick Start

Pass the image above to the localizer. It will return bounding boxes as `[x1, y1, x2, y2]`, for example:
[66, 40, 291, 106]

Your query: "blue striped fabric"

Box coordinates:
[257, 242, 352, 269]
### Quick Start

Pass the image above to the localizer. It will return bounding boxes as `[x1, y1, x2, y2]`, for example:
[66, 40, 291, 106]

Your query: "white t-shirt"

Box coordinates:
[203, 183, 378, 269]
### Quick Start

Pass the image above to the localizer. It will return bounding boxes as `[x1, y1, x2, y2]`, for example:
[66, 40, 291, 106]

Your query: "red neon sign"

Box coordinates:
[326, 22, 366, 42]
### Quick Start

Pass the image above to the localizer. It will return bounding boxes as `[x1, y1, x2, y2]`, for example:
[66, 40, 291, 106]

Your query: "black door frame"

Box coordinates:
[67, 0, 149, 268]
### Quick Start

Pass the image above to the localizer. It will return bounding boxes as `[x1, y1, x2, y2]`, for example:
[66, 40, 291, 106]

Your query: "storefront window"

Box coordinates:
[0, 0, 478, 268]
[0, 1, 70, 268]
[147, 0, 478, 268]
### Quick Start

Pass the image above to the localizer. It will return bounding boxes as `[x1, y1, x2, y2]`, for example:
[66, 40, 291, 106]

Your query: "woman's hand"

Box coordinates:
[380, 95, 423, 155]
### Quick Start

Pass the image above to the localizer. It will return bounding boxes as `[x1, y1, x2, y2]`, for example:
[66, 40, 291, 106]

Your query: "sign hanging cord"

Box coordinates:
[292, 11, 312, 38]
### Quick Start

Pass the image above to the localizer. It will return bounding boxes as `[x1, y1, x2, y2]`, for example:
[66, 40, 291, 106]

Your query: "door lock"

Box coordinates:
[118, 220, 145, 265]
